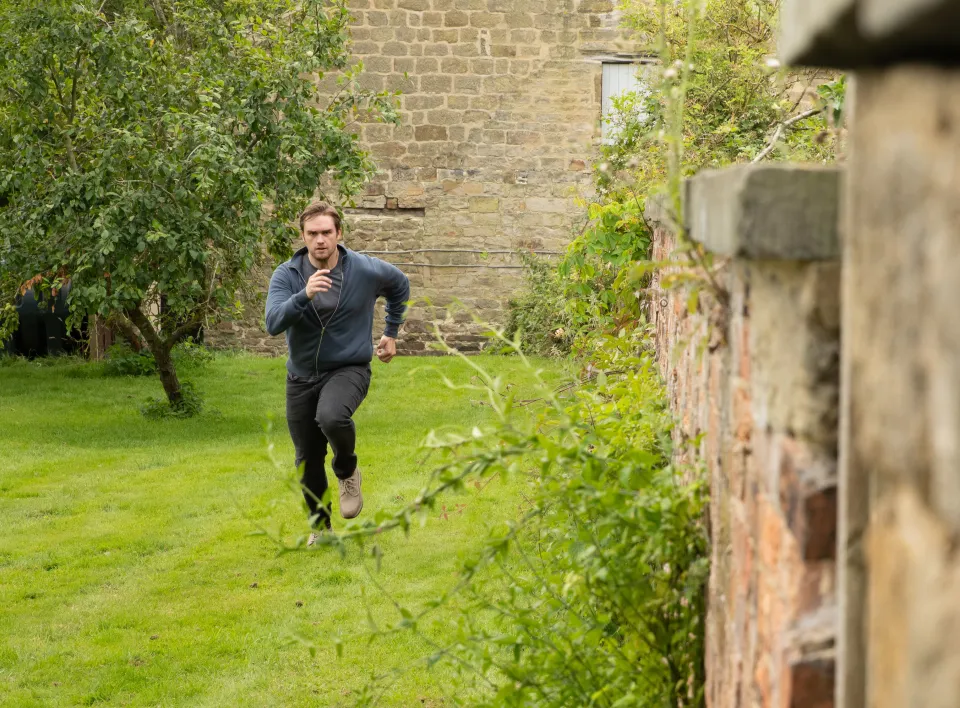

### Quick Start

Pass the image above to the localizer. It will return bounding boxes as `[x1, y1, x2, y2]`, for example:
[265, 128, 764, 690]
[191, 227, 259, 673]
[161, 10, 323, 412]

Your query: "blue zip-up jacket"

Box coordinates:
[265, 244, 410, 378]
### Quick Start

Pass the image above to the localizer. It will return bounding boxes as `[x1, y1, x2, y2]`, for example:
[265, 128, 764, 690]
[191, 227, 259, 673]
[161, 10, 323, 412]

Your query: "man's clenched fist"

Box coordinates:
[376, 336, 397, 363]
[305, 269, 332, 300]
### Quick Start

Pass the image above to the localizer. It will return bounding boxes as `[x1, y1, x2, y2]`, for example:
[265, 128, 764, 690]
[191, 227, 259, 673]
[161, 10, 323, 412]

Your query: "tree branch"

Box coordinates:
[68, 48, 83, 124]
[49, 60, 79, 172]
[170, 315, 204, 345]
[150, 0, 168, 28]
[107, 313, 144, 352]
[752, 108, 821, 164]
[127, 306, 165, 353]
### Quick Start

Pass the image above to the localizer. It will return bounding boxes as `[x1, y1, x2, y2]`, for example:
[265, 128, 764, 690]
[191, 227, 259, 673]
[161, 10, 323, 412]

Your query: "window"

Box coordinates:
[601, 62, 648, 142]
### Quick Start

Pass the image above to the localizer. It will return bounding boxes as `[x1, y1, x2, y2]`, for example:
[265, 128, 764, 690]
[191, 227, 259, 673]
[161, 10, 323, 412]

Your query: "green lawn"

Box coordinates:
[0, 353, 561, 707]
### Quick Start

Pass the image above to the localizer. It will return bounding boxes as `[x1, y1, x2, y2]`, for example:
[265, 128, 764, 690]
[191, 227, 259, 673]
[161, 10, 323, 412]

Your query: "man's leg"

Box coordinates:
[286, 375, 332, 529]
[314, 365, 371, 480]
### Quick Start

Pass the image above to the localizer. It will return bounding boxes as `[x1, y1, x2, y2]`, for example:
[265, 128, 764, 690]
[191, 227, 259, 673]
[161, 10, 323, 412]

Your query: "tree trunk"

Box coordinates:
[127, 306, 182, 407]
[153, 343, 182, 406]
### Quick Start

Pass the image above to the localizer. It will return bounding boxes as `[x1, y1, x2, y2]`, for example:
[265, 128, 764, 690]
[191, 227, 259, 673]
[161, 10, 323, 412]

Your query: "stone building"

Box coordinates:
[209, 0, 649, 354]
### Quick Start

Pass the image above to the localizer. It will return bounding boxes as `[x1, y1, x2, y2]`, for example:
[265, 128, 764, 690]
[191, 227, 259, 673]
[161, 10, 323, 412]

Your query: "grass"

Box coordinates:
[0, 352, 564, 707]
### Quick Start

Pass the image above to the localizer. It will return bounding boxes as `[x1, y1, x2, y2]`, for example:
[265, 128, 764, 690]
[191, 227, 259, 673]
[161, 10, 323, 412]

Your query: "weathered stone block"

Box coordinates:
[470, 11, 503, 28]
[523, 196, 566, 213]
[781, 0, 960, 67]
[468, 197, 500, 212]
[442, 180, 484, 195]
[862, 0, 960, 44]
[444, 9, 468, 26]
[687, 165, 842, 261]
[839, 66, 960, 708]
[415, 56, 439, 72]
[748, 261, 840, 446]
[420, 74, 453, 93]
[382, 41, 409, 56]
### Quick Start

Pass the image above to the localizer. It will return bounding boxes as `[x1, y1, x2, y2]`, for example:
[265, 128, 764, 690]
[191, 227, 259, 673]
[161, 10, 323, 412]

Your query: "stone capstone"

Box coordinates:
[781, 0, 960, 67]
[687, 165, 842, 261]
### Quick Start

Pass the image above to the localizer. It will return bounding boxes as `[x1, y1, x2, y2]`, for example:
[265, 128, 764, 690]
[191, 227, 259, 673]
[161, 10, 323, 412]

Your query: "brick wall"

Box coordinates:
[207, 0, 648, 355]
[648, 166, 841, 708]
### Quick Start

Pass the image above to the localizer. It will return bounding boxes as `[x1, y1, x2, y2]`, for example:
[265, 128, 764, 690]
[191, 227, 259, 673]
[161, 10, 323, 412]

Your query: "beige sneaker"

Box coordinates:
[338, 467, 363, 519]
[307, 532, 322, 547]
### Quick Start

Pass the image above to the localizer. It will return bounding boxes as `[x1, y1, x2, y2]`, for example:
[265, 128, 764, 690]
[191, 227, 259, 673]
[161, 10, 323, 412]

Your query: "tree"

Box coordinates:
[0, 0, 396, 410]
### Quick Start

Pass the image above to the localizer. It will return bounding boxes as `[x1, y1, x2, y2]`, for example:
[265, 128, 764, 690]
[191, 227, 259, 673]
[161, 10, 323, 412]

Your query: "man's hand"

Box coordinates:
[305, 269, 332, 300]
[376, 336, 397, 363]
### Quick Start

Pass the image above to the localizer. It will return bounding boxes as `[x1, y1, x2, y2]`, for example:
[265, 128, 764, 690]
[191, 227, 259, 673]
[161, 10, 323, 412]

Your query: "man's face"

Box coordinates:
[302, 214, 341, 262]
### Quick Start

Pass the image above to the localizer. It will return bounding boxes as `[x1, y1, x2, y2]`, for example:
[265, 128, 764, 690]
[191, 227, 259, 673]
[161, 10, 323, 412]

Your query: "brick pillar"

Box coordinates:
[782, 2, 960, 706]
[650, 165, 842, 708]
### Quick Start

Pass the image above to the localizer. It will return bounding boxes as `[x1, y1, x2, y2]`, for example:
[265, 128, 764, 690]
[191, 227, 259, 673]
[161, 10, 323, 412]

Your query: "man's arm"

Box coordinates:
[264, 266, 311, 336]
[376, 260, 411, 339]
[375, 260, 410, 363]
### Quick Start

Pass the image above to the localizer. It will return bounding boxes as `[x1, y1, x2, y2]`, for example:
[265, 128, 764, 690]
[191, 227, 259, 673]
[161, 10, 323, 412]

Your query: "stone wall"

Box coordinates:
[782, 2, 960, 706]
[650, 3, 960, 705]
[649, 165, 842, 708]
[207, 0, 648, 355]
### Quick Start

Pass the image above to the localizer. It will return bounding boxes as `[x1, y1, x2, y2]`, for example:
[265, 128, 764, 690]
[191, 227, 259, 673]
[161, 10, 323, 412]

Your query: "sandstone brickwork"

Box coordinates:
[207, 0, 647, 355]
[648, 166, 842, 708]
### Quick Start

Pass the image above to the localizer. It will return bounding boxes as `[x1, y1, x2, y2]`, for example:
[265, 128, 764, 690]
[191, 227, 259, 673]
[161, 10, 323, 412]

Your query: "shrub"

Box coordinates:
[172, 337, 214, 371]
[502, 253, 573, 357]
[140, 380, 204, 419]
[104, 337, 212, 378]
[103, 343, 156, 377]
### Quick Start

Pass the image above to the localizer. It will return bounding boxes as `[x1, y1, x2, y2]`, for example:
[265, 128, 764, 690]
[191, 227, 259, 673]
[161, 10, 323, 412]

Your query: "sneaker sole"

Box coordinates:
[341, 500, 363, 520]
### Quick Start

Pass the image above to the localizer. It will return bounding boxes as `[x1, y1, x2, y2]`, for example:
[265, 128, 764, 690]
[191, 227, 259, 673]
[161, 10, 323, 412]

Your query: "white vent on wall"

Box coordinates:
[601, 62, 648, 142]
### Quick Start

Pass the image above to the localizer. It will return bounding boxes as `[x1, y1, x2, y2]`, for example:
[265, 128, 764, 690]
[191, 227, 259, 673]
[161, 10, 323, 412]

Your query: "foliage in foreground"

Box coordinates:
[306, 332, 708, 707]
[0, 0, 397, 410]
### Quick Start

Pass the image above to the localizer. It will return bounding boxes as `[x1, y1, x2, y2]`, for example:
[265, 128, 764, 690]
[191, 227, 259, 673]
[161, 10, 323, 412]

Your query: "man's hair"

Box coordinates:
[298, 202, 342, 233]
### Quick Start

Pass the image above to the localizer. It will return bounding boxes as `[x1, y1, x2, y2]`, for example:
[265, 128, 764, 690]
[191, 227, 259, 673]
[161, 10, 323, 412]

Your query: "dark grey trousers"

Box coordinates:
[285, 364, 371, 528]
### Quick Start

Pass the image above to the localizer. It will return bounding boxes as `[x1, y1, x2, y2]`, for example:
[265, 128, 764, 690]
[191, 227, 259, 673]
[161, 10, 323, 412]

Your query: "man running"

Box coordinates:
[265, 202, 410, 543]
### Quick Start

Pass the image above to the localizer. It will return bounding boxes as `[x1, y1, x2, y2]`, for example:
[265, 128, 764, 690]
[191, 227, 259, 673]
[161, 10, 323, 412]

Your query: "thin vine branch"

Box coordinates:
[752, 107, 821, 163]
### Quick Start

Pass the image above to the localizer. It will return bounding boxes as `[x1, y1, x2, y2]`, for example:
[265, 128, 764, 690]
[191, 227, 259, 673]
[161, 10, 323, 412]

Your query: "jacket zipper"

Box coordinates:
[289, 249, 347, 379]
[314, 258, 345, 378]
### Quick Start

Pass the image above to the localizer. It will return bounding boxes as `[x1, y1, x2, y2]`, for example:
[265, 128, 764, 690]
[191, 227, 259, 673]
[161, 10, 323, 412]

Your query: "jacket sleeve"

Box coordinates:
[264, 266, 311, 336]
[375, 259, 410, 339]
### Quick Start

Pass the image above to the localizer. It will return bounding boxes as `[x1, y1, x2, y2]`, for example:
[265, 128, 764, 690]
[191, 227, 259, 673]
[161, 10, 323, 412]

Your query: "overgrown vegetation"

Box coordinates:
[0, 0, 397, 411]
[305, 334, 707, 707]
[502, 253, 573, 357]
